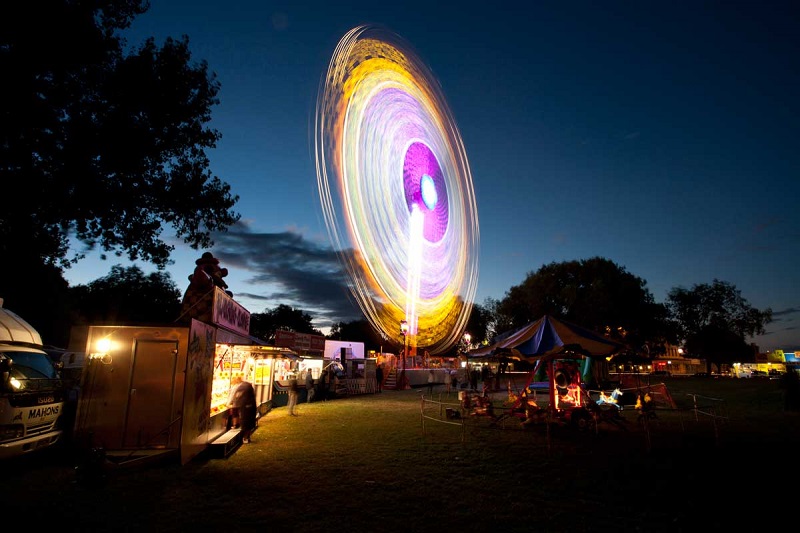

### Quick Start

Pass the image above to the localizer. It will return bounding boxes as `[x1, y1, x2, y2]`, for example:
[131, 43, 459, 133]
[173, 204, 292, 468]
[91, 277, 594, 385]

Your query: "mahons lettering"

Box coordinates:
[28, 405, 60, 419]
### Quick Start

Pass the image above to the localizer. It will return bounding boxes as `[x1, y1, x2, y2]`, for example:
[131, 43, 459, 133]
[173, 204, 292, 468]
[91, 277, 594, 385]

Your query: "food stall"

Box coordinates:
[73, 285, 298, 465]
[211, 343, 300, 414]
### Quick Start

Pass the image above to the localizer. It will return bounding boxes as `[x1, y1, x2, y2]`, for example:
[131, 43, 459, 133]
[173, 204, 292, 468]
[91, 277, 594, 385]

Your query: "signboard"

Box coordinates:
[211, 287, 250, 337]
[253, 358, 273, 386]
[275, 330, 326, 352]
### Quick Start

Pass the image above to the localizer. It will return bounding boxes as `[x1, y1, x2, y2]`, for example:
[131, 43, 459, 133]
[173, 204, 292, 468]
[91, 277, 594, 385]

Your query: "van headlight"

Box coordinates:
[0, 424, 25, 440]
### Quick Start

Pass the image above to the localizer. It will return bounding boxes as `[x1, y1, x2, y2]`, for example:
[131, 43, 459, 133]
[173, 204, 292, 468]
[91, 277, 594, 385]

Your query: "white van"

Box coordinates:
[0, 299, 66, 458]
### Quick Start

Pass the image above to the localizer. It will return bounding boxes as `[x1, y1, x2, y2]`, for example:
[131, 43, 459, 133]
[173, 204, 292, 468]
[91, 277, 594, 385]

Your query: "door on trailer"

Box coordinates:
[124, 340, 180, 448]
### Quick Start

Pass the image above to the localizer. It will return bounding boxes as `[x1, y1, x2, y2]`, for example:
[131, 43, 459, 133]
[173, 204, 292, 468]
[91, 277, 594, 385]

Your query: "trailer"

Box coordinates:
[72, 287, 298, 466]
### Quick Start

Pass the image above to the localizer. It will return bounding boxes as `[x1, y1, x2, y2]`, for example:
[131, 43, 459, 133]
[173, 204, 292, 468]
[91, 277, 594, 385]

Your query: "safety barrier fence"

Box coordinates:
[418, 385, 730, 452]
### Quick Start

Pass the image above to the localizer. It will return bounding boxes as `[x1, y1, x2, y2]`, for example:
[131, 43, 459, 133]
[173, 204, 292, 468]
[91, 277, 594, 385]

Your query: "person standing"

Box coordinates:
[427, 369, 435, 395]
[305, 369, 316, 403]
[287, 375, 299, 416]
[228, 376, 257, 443]
[319, 367, 329, 401]
[375, 363, 384, 393]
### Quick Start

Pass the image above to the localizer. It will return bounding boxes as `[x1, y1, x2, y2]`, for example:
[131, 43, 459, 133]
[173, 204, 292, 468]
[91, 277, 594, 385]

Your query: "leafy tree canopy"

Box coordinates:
[666, 279, 772, 369]
[249, 304, 323, 344]
[666, 279, 772, 341]
[463, 301, 490, 350]
[0, 262, 74, 348]
[684, 324, 754, 372]
[497, 257, 675, 353]
[456, 299, 505, 353]
[473, 297, 514, 347]
[1, 0, 240, 273]
[70, 264, 182, 326]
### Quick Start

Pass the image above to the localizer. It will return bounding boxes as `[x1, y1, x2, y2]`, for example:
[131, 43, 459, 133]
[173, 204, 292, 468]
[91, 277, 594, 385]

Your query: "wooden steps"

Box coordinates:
[384, 367, 398, 389]
[209, 428, 241, 459]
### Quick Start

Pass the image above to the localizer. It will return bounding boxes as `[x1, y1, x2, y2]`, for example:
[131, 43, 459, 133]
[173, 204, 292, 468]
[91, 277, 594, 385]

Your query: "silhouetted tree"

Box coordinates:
[1, 0, 239, 336]
[498, 257, 674, 355]
[70, 265, 182, 326]
[667, 279, 771, 373]
[0, 263, 75, 348]
[476, 297, 514, 346]
[684, 324, 755, 374]
[249, 304, 323, 344]
[463, 301, 490, 347]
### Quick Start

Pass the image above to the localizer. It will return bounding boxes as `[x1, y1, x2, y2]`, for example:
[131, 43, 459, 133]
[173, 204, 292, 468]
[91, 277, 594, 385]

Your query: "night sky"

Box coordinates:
[65, 1, 800, 351]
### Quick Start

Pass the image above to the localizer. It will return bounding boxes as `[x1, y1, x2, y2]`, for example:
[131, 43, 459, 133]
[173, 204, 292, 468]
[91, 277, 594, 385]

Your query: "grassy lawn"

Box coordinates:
[3, 374, 796, 532]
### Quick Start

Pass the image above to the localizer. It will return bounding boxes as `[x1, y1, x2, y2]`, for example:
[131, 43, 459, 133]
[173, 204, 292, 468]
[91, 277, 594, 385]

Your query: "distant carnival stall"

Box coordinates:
[73, 253, 298, 465]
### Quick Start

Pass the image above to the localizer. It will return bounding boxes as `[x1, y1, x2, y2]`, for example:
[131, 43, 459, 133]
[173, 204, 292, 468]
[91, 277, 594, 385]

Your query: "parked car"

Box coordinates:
[651, 370, 671, 377]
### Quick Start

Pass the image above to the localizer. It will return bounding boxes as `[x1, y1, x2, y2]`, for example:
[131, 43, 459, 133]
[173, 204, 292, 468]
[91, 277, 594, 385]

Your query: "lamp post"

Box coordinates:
[400, 319, 409, 389]
[462, 332, 471, 373]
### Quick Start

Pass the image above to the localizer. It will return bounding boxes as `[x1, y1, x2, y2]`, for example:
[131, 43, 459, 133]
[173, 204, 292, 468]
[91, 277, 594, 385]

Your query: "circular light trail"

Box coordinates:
[315, 24, 479, 354]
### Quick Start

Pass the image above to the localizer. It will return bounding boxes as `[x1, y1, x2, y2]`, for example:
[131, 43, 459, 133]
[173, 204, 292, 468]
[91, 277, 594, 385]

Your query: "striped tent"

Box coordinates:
[468, 315, 624, 362]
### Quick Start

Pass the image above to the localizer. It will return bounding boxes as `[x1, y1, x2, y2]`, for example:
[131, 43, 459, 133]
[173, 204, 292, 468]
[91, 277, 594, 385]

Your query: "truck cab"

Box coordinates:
[0, 299, 66, 458]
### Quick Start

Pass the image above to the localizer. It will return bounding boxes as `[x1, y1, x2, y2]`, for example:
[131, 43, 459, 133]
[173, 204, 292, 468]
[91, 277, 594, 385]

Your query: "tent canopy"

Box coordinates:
[468, 315, 625, 362]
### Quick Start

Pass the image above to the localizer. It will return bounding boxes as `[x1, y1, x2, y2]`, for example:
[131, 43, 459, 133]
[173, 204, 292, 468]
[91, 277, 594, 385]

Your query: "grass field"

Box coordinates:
[4, 374, 797, 532]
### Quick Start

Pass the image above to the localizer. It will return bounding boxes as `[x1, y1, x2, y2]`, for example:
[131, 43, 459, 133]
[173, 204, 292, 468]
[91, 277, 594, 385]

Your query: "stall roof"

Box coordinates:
[241, 344, 300, 360]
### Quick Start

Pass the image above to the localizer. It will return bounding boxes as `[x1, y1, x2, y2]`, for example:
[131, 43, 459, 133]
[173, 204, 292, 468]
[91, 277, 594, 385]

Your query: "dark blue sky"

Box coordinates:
[66, 1, 800, 351]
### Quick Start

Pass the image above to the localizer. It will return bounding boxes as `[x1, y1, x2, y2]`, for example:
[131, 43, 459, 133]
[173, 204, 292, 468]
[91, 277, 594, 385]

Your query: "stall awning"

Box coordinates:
[244, 344, 301, 360]
[215, 328, 254, 345]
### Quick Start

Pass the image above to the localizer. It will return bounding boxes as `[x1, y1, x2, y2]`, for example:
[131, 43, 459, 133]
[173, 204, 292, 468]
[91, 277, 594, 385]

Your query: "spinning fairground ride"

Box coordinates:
[315, 24, 479, 361]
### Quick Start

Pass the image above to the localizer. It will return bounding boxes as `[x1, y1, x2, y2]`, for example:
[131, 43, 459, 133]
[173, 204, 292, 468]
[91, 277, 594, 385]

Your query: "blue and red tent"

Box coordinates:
[469, 315, 624, 360]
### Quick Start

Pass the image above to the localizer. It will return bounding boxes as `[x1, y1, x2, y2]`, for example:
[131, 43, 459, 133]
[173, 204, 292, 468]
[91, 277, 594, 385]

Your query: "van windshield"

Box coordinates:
[3, 351, 60, 379]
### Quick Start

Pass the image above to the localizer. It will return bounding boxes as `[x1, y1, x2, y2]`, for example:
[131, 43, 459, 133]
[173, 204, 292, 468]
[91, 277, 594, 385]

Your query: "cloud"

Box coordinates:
[733, 219, 800, 254]
[209, 222, 362, 327]
[751, 218, 781, 235]
[755, 307, 799, 350]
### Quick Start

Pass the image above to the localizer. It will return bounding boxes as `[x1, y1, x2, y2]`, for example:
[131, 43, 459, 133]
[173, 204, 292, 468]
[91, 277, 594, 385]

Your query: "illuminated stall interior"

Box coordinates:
[211, 344, 301, 419]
